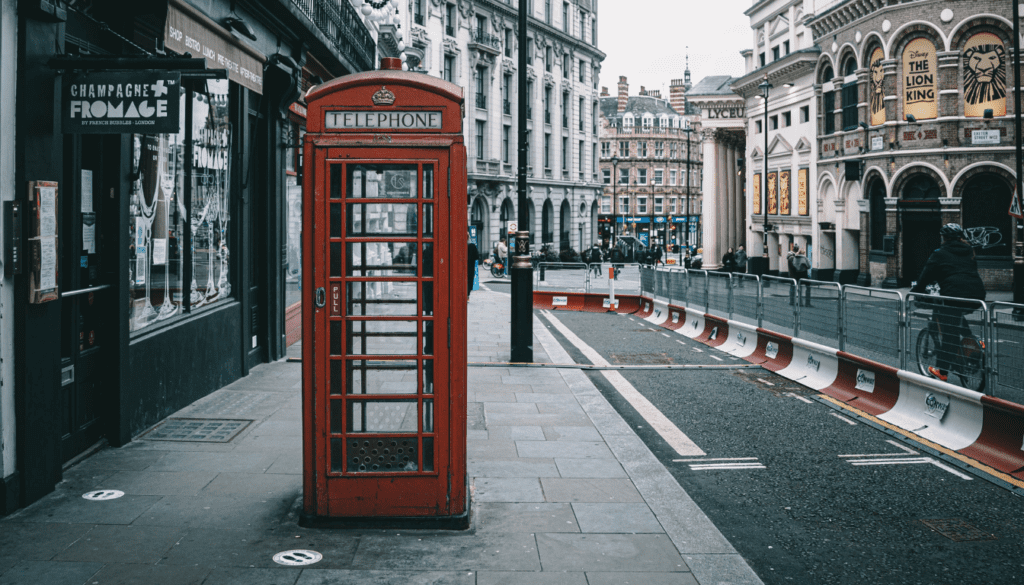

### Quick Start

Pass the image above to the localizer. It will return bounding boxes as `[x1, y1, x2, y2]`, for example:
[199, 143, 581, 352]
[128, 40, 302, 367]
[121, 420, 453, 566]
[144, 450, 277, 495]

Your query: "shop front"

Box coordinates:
[6, 0, 328, 513]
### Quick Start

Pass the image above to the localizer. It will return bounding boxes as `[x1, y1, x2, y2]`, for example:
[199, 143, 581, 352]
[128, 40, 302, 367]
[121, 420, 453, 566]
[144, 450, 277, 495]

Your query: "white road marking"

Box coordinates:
[540, 310, 706, 456]
[829, 412, 858, 426]
[689, 462, 766, 470]
[755, 378, 775, 387]
[845, 457, 972, 480]
[710, 355, 723, 362]
[887, 439, 918, 454]
[673, 457, 758, 463]
[692, 348, 704, 353]
[676, 340, 686, 345]
[785, 392, 814, 404]
[662, 333, 671, 338]
[839, 452, 914, 458]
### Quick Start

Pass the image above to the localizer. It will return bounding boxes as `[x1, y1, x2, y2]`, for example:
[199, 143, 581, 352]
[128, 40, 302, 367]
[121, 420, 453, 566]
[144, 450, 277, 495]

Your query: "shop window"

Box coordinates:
[130, 80, 232, 333]
[961, 174, 1013, 258]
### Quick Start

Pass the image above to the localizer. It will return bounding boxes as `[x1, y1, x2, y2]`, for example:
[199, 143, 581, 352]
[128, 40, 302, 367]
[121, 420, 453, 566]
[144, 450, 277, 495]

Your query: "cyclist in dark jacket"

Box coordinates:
[910, 223, 986, 381]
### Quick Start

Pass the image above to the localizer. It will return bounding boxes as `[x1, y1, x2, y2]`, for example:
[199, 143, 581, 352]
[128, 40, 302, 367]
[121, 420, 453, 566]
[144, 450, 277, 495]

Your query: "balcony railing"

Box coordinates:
[527, 106, 532, 120]
[545, 111, 551, 124]
[470, 29, 501, 50]
[445, 25, 455, 36]
[562, 115, 568, 128]
[476, 94, 487, 109]
[291, 0, 375, 73]
[414, 13, 424, 25]
[503, 100, 511, 115]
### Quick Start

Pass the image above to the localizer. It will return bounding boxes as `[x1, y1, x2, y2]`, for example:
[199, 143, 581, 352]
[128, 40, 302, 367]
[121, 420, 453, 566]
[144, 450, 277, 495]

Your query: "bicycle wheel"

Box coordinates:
[953, 338, 986, 392]
[915, 326, 939, 377]
[490, 263, 502, 278]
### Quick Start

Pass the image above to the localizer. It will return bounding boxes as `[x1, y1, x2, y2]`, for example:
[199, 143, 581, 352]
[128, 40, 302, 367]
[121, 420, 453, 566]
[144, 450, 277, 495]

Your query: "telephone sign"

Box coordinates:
[301, 58, 468, 528]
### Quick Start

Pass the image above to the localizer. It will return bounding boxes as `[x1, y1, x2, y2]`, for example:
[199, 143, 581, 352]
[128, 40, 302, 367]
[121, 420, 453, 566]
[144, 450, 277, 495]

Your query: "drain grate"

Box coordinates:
[609, 353, 675, 365]
[82, 490, 124, 501]
[144, 418, 252, 443]
[273, 550, 322, 566]
[921, 519, 996, 542]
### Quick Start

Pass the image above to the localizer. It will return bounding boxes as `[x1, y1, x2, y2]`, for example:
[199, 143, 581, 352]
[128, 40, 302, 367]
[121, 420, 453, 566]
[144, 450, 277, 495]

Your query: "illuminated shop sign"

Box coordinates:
[62, 71, 181, 134]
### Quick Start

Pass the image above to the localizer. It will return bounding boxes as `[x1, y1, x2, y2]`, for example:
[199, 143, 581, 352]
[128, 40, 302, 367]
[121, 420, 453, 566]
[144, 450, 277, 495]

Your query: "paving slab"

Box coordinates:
[473, 478, 545, 502]
[295, 569, 475, 585]
[350, 533, 541, 572]
[160, 528, 358, 569]
[516, 441, 614, 460]
[473, 503, 580, 533]
[100, 470, 219, 496]
[0, 560, 103, 585]
[477, 571, 588, 585]
[131, 494, 295, 530]
[553, 458, 628, 479]
[584, 572, 700, 585]
[83, 563, 212, 585]
[200, 567, 302, 585]
[571, 503, 665, 534]
[535, 533, 689, 573]
[54, 525, 184, 564]
[8, 494, 162, 525]
[539, 478, 646, 503]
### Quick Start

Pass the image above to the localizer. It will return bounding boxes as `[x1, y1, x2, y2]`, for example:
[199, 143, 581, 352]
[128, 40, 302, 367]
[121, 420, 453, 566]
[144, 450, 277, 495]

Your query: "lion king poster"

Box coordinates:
[963, 32, 1006, 117]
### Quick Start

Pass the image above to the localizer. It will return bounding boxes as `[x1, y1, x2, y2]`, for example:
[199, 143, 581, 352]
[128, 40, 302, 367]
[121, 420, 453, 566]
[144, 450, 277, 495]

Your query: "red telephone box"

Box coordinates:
[300, 58, 468, 527]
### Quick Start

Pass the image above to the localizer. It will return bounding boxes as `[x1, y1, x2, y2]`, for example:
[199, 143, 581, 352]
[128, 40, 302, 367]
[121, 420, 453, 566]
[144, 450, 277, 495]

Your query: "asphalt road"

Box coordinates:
[477, 287, 1024, 585]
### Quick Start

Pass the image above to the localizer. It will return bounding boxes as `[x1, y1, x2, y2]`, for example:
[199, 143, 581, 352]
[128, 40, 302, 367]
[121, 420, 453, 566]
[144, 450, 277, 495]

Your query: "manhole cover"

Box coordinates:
[609, 353, 675, 365]
[143, 418, 252, 443]
[921, 519, 996, 542]
[82, 490, 124, 501]
[273, 550, 322, 566]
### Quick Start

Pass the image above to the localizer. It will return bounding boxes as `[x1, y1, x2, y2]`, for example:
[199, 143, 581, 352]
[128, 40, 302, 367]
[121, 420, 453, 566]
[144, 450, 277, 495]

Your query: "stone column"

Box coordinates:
[701, 130, 721, 268]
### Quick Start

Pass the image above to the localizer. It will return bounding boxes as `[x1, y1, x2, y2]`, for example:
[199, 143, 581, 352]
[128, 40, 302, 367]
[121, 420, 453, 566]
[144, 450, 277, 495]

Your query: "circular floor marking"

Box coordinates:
[272, 550, 323, 566]
[82, 490, 125, 501]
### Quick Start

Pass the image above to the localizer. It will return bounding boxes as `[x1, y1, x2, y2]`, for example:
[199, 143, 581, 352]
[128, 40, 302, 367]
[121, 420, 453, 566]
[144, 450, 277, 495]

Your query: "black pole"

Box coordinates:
[612, 158, 617, 245]
[1013, 0, 1024, 310]
[763, 79, 770, 260]
[685, 124, 691, 253]
[511, 0, 533, 362]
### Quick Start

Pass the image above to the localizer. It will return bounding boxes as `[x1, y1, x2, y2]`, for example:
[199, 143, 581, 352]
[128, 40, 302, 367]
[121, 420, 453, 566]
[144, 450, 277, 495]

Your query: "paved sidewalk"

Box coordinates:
[0, 288, 761, 585]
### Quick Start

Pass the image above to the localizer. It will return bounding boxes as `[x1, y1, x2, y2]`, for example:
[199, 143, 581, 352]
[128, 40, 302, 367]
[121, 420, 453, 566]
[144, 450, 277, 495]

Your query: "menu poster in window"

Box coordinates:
[963, 32, 1007, 118]
[27, 181, 60, 303]
[752, 174, 761, 214]
[82, 212, 96, 253]
[779, 170, 791, 215]
[798, 169, 809, 216]
[767, 172, 778, 215]
[81, 169, 93, 212]
[902, 38, 938, 120]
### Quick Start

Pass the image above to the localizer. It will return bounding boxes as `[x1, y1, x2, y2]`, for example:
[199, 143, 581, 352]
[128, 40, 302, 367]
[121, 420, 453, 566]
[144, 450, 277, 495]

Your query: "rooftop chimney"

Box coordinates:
[601, 86, 609, 97]
[617, 76, 628, 113]
[669, 78, 688, 115]
[649, 89, 661, 99]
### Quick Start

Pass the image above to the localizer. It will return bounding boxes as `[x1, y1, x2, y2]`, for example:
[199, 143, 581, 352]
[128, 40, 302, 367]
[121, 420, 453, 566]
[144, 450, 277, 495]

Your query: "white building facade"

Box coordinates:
[733, 0, 823, 277]
[406, 0, 605, 255]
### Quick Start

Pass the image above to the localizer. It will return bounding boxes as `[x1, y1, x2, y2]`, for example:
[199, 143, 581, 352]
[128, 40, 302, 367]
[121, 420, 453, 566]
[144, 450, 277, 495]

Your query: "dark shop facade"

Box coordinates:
[1, 0, 378, 514]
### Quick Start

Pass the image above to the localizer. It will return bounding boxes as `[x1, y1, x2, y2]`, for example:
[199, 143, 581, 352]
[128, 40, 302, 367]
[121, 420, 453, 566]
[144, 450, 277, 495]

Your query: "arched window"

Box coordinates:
[821, 65, 836, 134]
[559, 199, 572, 251]
[961, 173, 1012, 258]
[542, 199, 554, 243]
[841, 56, 859, 130]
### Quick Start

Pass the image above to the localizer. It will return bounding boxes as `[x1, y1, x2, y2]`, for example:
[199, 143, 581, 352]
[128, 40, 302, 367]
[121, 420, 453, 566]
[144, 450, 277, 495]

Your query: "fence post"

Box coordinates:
[757, 276, 763, 328]
[727, 273, 734, 319]
[837, 284, 845, 352]
[793, 281, 801, 338]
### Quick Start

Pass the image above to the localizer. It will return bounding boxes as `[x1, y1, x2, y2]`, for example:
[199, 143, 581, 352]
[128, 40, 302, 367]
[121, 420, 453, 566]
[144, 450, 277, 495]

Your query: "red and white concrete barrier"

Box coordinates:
[775, 339, 840, 391]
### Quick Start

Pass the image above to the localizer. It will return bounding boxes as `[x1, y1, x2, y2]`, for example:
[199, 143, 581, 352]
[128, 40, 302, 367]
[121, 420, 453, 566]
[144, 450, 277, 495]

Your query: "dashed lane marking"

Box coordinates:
[830, 412, 858, 426]
[662, 333, 671, 338]
[692, 347, 704, 353]
[785, 392, 814, 404]
[845, 457, 973, 480]
[710, 355, 723, 362]
[755, 378, 775, 387]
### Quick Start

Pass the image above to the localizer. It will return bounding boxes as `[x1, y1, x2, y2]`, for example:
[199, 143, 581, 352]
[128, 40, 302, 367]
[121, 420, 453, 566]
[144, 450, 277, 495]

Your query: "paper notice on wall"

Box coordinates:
[39, 186, 57, 236]
[135, 257, 146, 285]
[153, 238, 167, 265]
[38, 236, 57, 289]
[81, 169, 94, 213]
[82, 212, 96, 253]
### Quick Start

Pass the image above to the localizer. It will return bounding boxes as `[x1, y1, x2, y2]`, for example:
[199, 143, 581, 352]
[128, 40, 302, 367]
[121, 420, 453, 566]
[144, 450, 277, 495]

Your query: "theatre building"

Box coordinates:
[1, 0, 381, 514]
[809, 0, 1019, 289]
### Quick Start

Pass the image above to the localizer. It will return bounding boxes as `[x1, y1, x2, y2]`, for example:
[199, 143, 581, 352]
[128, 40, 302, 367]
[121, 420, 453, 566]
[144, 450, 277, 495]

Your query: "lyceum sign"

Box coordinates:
[62, 71, 181, 134]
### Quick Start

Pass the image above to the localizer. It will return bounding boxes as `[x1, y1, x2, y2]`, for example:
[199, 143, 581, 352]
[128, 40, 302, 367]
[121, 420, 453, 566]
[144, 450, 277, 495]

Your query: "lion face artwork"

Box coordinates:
[963, 33, 1007, 117]
[869, 47, 885, 125]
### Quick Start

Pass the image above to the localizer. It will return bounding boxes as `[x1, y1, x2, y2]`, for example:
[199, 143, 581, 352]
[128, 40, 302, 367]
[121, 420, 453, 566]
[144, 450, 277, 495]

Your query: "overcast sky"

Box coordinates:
[597, 0, 753, 98]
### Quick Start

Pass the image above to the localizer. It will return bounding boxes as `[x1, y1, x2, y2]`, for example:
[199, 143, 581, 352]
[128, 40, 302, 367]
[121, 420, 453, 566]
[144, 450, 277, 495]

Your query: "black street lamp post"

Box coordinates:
[1013, 0, 1024, 313]
[611, 155, 619, 246]
[759, 76, 773, 262]
[511, 0, 533, 362]
[684, 117, 693, 253]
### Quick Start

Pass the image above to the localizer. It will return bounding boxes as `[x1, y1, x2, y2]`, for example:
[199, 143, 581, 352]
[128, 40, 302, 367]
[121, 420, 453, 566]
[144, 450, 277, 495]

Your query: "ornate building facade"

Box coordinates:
[598, 75, 703, 253]
[407, 0, 605, 255]
[809, 0, 1018, 289]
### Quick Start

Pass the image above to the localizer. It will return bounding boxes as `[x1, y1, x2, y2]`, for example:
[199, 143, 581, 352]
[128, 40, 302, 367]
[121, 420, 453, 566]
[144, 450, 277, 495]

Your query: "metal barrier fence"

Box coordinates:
[731, 273, 761, 327]
[706, 271, 733, 320]
[760, 276, 798, 338]
[989, 302, 1024, 404]
[841, 286, 903, 369]
[538, 265, 1022, 397]
[797, 280, 842, 347]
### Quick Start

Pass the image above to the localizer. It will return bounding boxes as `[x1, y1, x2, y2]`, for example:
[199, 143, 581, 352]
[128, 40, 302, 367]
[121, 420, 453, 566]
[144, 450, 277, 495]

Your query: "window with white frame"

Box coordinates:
[618, 141, 629, 157]
[618, 167, 629, 184]
[670, 198, 677, 213]
[642, 115, 653, 131]
[669, 169, 677, 185]
[655, 197, 663, 214]
[654, 169, 663, 185]
[601, 197, 611, 214]
[601, 141, 610, 157]
[475, 120, 485, 159]
[637, 196, 647, 214]
[637, 142, 647, 158]
[655, 141, 663, 157]
[637, 168, 647, 184]
[602, 168, 610, 184]
[619, 196, 629, 214]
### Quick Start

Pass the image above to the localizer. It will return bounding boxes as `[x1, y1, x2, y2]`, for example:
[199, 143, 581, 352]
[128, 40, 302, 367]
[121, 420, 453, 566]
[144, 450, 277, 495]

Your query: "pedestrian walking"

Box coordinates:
[787, 244, 810, 306]
[734, 245, 748, 274]
[654, 245, 664, 266]
[496, 237, 508, 276]
[588, 242, 603, 276]
[467, 230, 479, 300]
[722, 247, 737, 272]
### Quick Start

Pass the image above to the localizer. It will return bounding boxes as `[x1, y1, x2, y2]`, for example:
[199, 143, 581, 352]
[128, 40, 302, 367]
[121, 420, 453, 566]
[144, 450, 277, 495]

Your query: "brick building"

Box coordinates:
[809, 0, 1018, 289]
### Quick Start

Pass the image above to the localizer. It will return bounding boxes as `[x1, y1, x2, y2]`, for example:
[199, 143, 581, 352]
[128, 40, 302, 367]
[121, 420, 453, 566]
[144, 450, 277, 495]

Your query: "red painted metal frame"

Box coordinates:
[301, 67, 467, 524]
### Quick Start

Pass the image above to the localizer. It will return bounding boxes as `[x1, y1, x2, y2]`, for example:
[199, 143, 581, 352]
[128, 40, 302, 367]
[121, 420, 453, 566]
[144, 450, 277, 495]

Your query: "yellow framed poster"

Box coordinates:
[869, 47, 886, 126]
[779, 170, 791, 215]
[797, 168, 809, 216]
[753, 173, 761, 214]
[963, 32, 1007, 117]
[767, 172, 778, 215]
[902, 38, 937, 120]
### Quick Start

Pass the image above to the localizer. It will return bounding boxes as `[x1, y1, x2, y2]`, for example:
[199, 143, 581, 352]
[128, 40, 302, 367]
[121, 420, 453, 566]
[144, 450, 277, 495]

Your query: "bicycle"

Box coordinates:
[489, 255, 506, 278]
[914, 299, 985, 391]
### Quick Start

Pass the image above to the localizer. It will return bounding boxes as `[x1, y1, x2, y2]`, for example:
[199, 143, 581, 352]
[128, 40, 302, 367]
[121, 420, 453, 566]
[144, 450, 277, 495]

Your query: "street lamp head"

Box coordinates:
[611, 156, 619, 166]
[758, 78, 773, 99]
